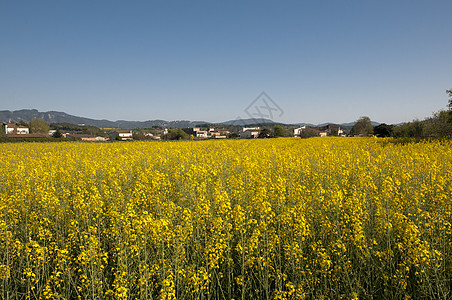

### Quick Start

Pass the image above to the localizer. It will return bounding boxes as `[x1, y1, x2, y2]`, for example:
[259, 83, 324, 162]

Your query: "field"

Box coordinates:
[1, 137, 451, 299]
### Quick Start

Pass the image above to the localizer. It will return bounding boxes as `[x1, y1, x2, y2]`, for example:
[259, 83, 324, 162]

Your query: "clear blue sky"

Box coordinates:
[1, 1, 451, 124]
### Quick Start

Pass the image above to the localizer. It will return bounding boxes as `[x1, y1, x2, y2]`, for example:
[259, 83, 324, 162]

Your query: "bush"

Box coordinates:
[163, 128, 189, 140]
[299, 128, 320, 138]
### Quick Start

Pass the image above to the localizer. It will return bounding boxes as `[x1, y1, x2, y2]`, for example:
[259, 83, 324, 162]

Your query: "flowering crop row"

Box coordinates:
[0, 137, 451, 299]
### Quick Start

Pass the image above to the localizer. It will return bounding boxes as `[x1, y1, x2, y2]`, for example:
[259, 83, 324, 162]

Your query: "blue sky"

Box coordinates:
[1, 1, 451, 124]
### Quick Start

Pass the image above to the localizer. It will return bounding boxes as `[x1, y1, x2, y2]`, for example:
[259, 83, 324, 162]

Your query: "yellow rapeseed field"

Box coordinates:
[0, 137, 451, 299]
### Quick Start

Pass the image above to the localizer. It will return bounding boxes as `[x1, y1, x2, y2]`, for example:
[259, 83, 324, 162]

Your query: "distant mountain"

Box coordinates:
[0, 109, 118, 128]
[219, 118, 278, 125]
[0, 109, 208, 129]
[292, 122, 317, 127]
[294, 121, 380, 128]
[115, 119, 207, 129]
[0, 109, 382, 129]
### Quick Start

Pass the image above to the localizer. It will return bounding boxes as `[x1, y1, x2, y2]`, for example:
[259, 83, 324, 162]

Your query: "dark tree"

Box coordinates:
[447, 89, 452, 121]
[423, 110, 452, 137]
[273, 125, 290, 137]
[17, 120, 28, 127]
[447, 89, 452, 109]
[393, 120, 424, 137]
[52, 129, 62, 138]
[259, 128, 273, 138]
[299, 128, 320, 138]
[228, 132, 239, 139]
[350, 116, 373, 136]
[373, 123, 393, 137]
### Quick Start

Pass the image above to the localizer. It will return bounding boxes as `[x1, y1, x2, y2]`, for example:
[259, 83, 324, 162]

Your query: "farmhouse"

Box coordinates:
[317, 124, 345, 136]
[293, 126, 306, 137]
[2, 123, 29, 135]
[196, 130, 209, 138]
[64, 133, 108, 141]
[240, 127, 261, 138]
[293, 126, 328, 137]
[184, 127, 229, 139]
[111, 130, 133, 141]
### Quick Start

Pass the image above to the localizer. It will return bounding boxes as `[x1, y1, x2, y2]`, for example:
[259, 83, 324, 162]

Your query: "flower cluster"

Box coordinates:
[0, 137, 451, 299]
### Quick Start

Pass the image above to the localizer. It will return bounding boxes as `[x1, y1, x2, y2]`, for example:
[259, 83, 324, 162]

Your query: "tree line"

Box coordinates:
[351, 89, 452, 138]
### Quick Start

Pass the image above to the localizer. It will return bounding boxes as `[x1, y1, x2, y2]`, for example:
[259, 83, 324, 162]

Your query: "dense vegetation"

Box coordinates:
[372, 89, 452, 138]
[1, 138, 451, 299]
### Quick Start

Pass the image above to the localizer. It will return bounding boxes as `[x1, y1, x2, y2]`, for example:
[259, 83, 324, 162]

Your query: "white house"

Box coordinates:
[2, 123, 29, 135]
[240, 127, 261, 138]
[118, 131, 133, 140]
[293, 126, 328, 137]
[242, 127, 260, 132]
[111, 130, 133, 141]
[293, 126, 306, 137]
[196, 130, 208, 138]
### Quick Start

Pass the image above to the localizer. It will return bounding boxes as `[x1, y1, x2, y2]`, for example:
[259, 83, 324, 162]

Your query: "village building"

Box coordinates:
[240, 127, 261, 138]
[111, 130, 133, 141]
[184, 126, 229, 139]
[317, 124, 345, 136]
[293, 126, 328, 137]
[65, 133, 108, 141]
[2, 123, 29, 135]
[196, 130, 209, 138]
[293, 126, 306, 137]
[294, 125, 343, 137]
